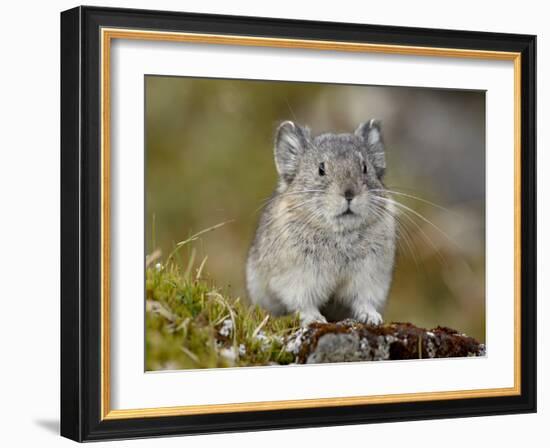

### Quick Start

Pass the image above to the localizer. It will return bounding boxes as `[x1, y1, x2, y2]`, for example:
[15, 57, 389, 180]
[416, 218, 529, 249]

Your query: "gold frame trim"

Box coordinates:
[100, 28, 522, 420]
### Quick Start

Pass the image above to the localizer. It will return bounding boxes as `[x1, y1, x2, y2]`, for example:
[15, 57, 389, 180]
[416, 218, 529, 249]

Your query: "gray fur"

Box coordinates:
[246, 120, 396, 326]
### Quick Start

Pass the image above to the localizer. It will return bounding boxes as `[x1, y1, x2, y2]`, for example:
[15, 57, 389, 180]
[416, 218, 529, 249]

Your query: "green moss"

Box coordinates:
[145, 259, 300, 371]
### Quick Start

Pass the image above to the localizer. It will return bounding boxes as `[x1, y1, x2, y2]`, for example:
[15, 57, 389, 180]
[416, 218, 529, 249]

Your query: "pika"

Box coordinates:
[246, 120, 396, 326]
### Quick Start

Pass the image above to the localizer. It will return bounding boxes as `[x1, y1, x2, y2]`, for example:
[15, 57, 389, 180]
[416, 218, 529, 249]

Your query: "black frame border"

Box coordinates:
[61, 5, 536, 442]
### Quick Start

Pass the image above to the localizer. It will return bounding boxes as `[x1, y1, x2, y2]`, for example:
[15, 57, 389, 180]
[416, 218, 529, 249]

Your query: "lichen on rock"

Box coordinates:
[283, 320, 485, 364]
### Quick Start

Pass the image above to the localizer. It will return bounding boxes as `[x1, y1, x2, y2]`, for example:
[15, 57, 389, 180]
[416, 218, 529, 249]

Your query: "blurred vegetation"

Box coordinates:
[145, 75, 486, 364]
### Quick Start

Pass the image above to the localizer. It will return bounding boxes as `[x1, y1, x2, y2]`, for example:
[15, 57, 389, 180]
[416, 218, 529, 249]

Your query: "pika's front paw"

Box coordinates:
[299, 312, 327, 327]
[355, 309, 383, 326]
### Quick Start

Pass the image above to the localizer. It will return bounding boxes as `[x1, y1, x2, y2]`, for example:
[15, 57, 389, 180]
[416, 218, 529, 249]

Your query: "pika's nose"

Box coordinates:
[344, 189, 355, 202]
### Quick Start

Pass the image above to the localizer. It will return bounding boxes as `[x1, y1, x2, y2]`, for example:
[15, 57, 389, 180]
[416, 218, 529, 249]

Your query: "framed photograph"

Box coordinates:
[60, 6, 536, 441]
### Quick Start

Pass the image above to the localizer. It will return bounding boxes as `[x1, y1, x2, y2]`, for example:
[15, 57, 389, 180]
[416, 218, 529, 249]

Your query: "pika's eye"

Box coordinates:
[318, 162, 326, 176]
[362, 162, 367, 174]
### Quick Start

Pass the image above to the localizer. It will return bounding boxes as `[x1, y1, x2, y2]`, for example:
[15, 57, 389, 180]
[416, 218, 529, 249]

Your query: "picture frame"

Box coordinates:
[60, 5, 536, 442]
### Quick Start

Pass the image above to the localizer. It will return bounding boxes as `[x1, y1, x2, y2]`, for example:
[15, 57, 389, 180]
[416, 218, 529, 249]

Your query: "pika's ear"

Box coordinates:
[355, 119, 386, 178]
[274, 121, 310, 186]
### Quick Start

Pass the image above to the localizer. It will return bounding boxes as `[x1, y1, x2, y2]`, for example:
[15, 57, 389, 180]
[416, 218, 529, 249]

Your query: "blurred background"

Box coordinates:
[145, 75, 486, 342]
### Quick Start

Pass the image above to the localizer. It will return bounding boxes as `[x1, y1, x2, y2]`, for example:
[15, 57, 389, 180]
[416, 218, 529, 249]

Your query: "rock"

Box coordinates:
[307, 333, 362, 363]
[284, 320, 485, 364]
